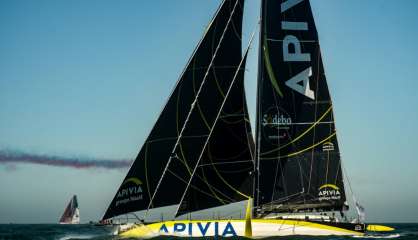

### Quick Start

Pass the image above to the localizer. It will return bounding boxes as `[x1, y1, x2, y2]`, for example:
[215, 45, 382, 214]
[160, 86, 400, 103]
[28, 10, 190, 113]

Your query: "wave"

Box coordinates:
[353, 233, 401, 239]
[57, 234, 112, 240]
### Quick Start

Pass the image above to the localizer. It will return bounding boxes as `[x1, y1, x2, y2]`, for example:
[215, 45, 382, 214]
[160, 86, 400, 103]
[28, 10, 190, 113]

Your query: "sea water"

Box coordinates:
[0, 223, 416, 240]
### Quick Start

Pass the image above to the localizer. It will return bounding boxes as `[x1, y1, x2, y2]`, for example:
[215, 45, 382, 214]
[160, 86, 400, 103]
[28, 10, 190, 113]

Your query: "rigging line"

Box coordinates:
[144, 0, 242, 219]
[174, 32, 256, 217]
[266, 190, 305, 206]
[230, 0, 243, 40]
[260, 105, 333, 156]
[144, 143, 152, 206]
[253, 11, 265, 209]
[192, 58, 211, 130]
[254, 1, 264, 208]
[297, 155, 306, 196]
[341, 160, 358, 206]
[239, 81, 255, 162]
[309, 45, 323, 196]
[271, 146, 282, 203]
[175, 77, 193, 176]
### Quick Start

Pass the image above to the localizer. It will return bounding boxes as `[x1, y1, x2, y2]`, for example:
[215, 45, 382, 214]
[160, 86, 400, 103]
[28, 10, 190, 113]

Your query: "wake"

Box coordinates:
[352, 233, 401, 239]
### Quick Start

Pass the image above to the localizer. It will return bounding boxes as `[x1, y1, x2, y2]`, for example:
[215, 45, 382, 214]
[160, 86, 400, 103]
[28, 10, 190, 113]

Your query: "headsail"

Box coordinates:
[102, 0, 245, 220]
[176, 50, 254, 216]
[59, 195, 80, 224]
[255, 0, 347, 214]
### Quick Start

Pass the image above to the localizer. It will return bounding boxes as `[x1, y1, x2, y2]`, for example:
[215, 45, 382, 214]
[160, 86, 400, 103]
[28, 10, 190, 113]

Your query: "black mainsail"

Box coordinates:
[102, 0, 247, 220]
[255, 0, 347, 214]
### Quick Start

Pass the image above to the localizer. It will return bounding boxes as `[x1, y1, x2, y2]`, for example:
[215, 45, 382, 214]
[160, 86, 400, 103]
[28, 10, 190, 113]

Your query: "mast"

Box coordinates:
[255, 0, 347, 216]
[254, 0, 265, 212]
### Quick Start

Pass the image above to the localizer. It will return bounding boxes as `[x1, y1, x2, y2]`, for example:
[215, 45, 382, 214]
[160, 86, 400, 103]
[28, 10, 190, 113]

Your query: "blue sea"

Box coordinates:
[0, 223, 416, 240]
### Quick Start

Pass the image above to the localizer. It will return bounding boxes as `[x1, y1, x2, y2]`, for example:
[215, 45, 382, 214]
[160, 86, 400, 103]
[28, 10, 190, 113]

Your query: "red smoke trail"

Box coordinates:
[0, 150, 133, 170]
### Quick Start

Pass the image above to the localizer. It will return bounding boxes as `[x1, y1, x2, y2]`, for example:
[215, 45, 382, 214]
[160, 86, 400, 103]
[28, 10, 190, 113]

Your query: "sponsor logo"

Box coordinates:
[115, 177, 143, 206]
[318, 184, 341, 201]
[159, 221, 236, 237]
[355, 225, 363, 231]
[280, 0, 315, 100]
[322, 142, 335, 152]
[262, 113, 292, 127]
[262, 107, 293, 144]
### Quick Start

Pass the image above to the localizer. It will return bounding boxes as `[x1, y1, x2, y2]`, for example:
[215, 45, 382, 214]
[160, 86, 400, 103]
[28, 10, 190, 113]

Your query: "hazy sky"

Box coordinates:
[1, 0, 417, 223]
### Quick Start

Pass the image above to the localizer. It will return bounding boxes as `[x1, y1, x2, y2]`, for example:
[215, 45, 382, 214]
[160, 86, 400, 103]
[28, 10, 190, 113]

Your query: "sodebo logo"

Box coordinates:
[262, 113, 292, 127]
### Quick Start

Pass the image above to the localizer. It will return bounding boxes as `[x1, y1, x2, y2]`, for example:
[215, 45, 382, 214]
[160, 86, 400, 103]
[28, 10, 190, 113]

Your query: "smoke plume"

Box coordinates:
[0, 150, 133, 170]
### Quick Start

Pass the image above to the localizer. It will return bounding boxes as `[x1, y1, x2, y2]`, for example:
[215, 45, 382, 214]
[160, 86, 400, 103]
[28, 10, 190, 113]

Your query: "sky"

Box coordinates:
[0, 0, 417, 224]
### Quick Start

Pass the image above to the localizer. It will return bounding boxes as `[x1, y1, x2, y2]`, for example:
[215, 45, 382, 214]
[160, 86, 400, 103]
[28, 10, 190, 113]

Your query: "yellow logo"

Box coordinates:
[319, 184, 339, 190]
[318, 184, 341, 201]
[116, 177, 144, 204]
[122, 177, 142, 186]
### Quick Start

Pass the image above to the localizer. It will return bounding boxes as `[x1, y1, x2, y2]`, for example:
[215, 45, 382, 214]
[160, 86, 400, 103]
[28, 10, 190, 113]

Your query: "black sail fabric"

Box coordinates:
[255, 0, 346, 214]
[59, 195, 78, 223]
[102, 0, 245, 220]
[176, 52, 254, 216]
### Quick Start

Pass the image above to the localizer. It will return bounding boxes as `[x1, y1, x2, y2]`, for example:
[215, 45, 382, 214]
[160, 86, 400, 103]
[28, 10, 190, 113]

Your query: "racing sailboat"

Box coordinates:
[102, 0, 394, 237]
[59, 195, 80, 224]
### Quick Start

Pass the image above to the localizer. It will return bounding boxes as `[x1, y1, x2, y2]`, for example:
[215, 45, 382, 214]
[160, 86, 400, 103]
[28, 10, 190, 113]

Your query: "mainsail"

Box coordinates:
[59, 195, 80, 224]
[102, 0, 247, 220]
[255, 0, 347, 214]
